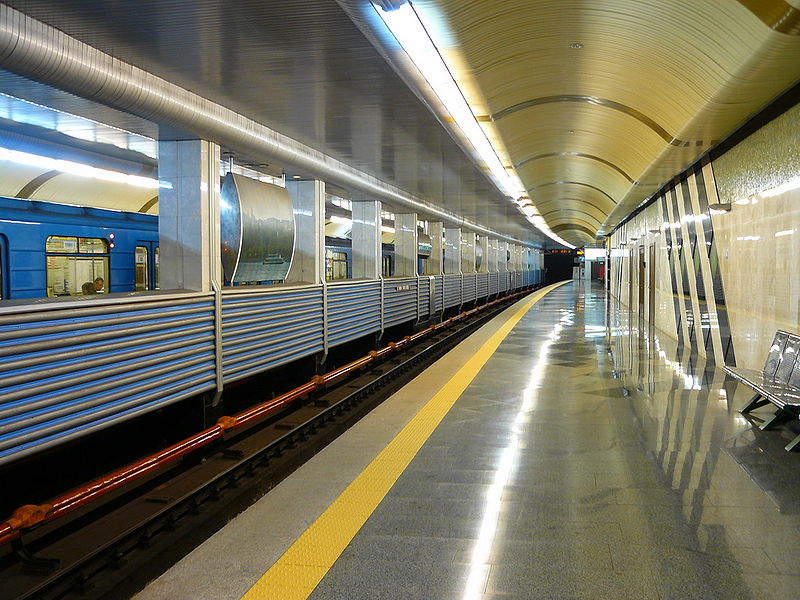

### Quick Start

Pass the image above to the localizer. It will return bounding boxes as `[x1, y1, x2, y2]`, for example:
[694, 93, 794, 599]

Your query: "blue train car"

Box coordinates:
[0, 197, 159, 299]
[325, 237, 396, 280]
[0, 197, 434, 299]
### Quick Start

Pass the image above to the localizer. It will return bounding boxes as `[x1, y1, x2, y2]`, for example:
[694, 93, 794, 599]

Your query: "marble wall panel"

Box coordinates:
[710, 102, 800, 369]
[610, 166, 731, 364]
[609, 101, 800, 369]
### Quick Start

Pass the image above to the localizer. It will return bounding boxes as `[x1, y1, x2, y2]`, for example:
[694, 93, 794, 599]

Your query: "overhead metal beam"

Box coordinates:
[0, 5, 534, 246]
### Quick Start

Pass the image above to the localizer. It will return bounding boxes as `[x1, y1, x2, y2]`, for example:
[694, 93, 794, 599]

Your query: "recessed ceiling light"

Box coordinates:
[292, 175, 301, 179]
[568, 129, 575, 134]
[570, 42, 583, 49]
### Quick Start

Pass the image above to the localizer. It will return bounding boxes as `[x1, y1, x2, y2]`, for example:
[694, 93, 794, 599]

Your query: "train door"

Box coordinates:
[135, 241, 160, 290]
[382, 253, 393, 277]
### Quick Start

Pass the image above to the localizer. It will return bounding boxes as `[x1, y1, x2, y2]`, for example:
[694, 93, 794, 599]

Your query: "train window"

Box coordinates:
[382, 254, 393, 278]
[154, 246, 160, 290]
[325, 250, 347, 281]
[46, 236, 109, 297]
[134, 246, 148, 291]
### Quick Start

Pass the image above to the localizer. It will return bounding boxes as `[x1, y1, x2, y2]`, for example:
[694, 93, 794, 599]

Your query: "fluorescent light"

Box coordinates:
[381, 225, 395, 234]
[374, 3, 575, 249]
[329, 215, 352, 226]
[0, 146, 163, 189]
[375, 3, 524, 197]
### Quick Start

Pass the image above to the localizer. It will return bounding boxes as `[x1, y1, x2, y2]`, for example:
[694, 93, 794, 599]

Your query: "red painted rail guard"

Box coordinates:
[0, 289, 531, 547]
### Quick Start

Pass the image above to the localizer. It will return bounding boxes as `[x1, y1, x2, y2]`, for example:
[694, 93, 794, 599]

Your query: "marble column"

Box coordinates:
[158, 139, 221, 291]
[351, 197, 381, 280]
[461, 232, 476, 273]
[394, 213, 418, 277]
[499, 241, 510, 272]
[487, 238, 499, 272]
[444, 227, 462, 274]
[286, 179, 325, 284]
[426, 221, 444, 275]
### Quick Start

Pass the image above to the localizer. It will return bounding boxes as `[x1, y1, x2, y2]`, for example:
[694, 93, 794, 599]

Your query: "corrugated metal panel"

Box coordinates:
[434, 276, 444, 312]
[418, 277, 434, 319]
[462, 273, 476, 303]
[500, 272, 509, 292]
[384, 277, 418, 327]
[489, 272, 498, 295]
[476, 272, 489, 298]
[0, 294, 216, 465]
[221, 286, 324, 383]
[327, 280, 381, 346]
[443, 274, 461, 309]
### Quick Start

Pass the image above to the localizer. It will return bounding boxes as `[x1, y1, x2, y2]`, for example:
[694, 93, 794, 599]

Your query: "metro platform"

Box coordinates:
[134, 281, 800, 600]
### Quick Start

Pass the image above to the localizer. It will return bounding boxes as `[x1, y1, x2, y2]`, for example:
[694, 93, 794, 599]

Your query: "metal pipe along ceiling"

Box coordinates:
[0, 5, 531, 246]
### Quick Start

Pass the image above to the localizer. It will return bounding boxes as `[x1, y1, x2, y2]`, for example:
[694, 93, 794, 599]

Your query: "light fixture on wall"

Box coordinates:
[708, 202, 732, 213]
[648, 228, 660, 234]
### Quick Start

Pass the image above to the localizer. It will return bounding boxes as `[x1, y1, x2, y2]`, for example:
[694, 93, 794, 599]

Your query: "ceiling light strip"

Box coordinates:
[373, 1, 574, 248]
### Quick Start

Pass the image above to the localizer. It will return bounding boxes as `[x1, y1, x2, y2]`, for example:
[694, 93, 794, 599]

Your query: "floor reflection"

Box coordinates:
[607, 282, 800, 596]
[311, 280, 800, 600]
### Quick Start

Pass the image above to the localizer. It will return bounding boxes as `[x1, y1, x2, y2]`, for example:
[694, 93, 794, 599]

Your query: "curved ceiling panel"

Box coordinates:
[418, 0, 800, 240]
[537, 200, 608, 223]
[516, 156, 629, 203]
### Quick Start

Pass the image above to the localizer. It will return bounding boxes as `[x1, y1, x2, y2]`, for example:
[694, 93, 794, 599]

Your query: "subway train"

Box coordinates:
[0, 181, 541, 468]
[0, 195, 433, 299]
[0, 195, 160, 300]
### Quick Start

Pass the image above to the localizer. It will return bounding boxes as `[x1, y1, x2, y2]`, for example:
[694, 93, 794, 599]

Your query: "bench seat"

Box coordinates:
[725, 367, 800, 408]
[727, 331, 800, 451]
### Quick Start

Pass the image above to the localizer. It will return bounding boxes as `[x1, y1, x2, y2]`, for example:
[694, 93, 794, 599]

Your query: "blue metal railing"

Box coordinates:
[327, 280, 381, 347]
[0, 294, 216, 465]
[221, 286, 324, 383]
[384, 278, 418, 327]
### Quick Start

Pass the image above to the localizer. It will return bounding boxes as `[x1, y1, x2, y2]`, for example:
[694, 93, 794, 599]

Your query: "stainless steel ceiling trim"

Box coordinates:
[0, 4, 534, 246]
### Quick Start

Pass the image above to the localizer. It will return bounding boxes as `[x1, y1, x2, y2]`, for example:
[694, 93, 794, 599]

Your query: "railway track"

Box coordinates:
[0, 289, 533, 600]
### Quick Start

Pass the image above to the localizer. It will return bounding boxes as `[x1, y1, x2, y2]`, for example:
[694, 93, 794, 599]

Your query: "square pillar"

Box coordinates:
[158, 139, 221, 291]
[499, 241, 509, 272]
[444, 227, 461, 274]
[394, 213, 418, 277]
[351, 197, 381, 280]
[425, 221, 443, 275]
[487, 238, 499, 272]
[461, 231, 476, 273]
[285, 179, 325, 284]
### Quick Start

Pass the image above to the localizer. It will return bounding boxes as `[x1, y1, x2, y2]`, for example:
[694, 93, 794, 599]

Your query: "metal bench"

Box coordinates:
[725, 331, 800, 451]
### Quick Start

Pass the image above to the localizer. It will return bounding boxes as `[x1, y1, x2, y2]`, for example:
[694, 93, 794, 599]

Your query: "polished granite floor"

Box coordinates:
[308, 281, 800, 600]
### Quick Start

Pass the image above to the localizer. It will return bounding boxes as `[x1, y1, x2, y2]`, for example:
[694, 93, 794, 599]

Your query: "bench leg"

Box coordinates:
[740, 394, 769, 414]
[759, 409, 791, 431]
[786, 432, 800, 452]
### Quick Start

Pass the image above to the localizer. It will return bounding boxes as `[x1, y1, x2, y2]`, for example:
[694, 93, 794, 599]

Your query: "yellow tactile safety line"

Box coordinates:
[241, 280, 570, 600]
